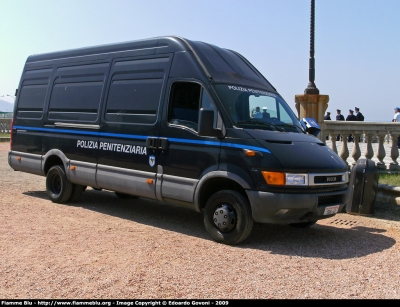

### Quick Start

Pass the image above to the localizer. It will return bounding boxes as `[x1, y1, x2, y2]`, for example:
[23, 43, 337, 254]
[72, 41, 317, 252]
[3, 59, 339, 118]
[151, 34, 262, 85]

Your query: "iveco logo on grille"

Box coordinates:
[326, 177, 337, 182]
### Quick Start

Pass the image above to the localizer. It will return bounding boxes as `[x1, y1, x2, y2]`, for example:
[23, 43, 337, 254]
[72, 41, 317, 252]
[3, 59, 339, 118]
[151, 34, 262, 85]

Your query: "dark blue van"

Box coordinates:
[8, 36, 351, 244]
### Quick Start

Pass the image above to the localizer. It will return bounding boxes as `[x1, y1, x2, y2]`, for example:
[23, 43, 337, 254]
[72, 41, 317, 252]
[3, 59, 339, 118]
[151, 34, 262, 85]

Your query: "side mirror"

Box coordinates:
[302, 117, 321, 136]
[199, 108, 220, 137]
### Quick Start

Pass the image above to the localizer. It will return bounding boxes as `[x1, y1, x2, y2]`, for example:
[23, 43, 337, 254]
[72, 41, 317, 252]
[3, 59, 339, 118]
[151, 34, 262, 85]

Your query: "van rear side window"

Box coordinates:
[17, 84, 47, 119]
[16, 68, 52, 119]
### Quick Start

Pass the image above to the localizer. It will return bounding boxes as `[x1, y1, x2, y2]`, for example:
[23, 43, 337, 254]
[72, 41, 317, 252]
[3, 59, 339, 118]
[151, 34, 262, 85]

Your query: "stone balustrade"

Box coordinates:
[321, 121, 400, 171]
[0, 118, 11, 133]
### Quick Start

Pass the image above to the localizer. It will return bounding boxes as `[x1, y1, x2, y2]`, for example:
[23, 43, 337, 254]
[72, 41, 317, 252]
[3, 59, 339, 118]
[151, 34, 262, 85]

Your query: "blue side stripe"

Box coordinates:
[13, 125, 147, 140]
[13, 125, 270, 154]
[167, 137, 270, 153]
[168, 137, 221, 147]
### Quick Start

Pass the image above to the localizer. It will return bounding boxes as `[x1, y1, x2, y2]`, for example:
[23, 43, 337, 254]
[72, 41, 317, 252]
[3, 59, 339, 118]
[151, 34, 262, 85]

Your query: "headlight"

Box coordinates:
[286, 174, 308, 185]
[262, 172, 308, 186]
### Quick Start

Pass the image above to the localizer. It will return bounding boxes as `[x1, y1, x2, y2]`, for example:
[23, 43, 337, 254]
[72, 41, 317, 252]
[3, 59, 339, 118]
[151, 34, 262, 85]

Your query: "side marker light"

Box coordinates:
[244, 150, 256, 157]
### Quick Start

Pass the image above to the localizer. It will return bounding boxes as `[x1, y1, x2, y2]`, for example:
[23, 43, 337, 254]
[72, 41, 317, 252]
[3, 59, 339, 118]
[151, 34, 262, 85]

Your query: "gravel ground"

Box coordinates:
[1, 142, 400, 299]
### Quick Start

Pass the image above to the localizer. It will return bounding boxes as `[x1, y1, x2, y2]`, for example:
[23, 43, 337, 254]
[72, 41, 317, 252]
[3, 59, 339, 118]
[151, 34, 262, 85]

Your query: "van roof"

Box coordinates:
[25, 36, 276, 92]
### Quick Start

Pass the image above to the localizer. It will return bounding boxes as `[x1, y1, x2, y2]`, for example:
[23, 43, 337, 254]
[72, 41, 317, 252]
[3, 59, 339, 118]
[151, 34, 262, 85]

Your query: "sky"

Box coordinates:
[1, 0, 399, 121]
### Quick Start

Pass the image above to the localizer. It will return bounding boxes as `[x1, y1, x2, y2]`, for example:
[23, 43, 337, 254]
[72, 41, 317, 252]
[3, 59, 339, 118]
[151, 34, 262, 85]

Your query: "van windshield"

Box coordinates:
[213, 84, 304, 133]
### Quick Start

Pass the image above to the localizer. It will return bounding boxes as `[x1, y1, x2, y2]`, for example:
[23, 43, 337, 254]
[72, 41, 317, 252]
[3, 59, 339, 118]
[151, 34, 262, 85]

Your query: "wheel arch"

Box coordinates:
[194, 171, 252, 212]
[42, 149, 70, 176]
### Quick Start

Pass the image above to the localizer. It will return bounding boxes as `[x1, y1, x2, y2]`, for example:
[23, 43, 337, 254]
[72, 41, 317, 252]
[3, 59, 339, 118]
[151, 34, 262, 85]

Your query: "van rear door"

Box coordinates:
[9, 67, 52, 175]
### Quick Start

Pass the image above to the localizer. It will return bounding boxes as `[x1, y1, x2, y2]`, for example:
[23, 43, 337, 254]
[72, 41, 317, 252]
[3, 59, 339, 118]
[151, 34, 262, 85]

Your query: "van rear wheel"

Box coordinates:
[46, 165, 73, 203]
[70, 184, 85, 202]
[203, 190, 253, 245]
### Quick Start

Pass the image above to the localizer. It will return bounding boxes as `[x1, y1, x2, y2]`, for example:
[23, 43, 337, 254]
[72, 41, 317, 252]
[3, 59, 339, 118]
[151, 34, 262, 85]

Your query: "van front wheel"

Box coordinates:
[46, 165, 73, 203]
[115, 192, 139, 199]
[203, 190, 253, 245]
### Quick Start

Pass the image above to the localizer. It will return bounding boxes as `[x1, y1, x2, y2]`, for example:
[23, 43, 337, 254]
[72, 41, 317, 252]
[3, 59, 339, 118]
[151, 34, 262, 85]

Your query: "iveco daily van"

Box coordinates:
[8, 36, 351, 244]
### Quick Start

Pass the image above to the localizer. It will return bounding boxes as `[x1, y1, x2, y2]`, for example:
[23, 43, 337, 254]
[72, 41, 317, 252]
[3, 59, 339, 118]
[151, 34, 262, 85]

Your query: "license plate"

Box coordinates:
[323, 205, 339, 215]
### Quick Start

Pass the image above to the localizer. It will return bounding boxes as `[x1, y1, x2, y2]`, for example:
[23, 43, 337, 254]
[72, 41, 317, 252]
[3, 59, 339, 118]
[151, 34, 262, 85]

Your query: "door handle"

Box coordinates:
[158, 138, 168, 150]
[146, 137, 158, 149]
[146, 137, 169, 150]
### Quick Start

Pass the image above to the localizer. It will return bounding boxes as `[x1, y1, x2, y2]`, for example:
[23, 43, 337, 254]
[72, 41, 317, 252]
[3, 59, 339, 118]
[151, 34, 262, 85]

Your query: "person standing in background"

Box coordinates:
[346, 109, 357, 142]
[393, 107, 400, 148]
[355, 107, 364, 121]
[336, 109, 345, 121]
[324, 112, 331, 120]
[324, 112, 331, 140]
[393, 107, 400, 122]
[355, 107, 364, 141]
[336, 109, 344, 141]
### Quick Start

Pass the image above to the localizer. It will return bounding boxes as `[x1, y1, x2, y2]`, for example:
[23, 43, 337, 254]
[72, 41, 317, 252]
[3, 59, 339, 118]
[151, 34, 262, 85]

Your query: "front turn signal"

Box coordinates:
[262, 171, 285, 186]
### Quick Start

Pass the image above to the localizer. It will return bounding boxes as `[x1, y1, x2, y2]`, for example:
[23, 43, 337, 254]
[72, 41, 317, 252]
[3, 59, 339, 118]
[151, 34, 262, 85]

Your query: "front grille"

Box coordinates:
[318, 194, 343, 206]
[314, 175, 342, 184]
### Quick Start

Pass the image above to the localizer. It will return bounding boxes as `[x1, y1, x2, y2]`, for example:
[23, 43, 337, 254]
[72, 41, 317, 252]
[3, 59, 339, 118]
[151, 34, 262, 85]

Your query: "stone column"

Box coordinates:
[388, 131, 400, 170]
[351, 131, 362, 165]
[376, 132, 387, 170]
[294, 94, 329, 141]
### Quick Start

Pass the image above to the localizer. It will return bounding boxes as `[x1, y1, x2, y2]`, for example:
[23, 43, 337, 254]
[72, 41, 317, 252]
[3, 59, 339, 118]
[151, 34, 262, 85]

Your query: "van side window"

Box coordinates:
[16, 68, 52, 119]
[105, 57, 170, 125]
[169, 82, 216, 131]
[17, 84, 48, 119]
[105, 79, 161, 124]
[48, 63, 108, 122]
[48, 82, 103, 122]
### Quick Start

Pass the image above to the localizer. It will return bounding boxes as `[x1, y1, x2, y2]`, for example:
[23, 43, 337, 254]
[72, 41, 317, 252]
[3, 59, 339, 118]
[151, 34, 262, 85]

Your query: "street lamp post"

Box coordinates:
[295, 0, 329, 141]
[305, 0, 319, 95]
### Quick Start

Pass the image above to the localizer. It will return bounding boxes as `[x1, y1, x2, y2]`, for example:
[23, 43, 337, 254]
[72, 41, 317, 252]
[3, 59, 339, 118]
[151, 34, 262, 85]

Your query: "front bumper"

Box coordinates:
[246, 187, 352, 224]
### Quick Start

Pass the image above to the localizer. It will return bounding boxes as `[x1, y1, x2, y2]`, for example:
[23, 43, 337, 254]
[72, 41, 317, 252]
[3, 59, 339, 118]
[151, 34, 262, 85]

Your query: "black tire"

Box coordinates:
[115, 191, 130, 199]
[289, 221, 316, 228]
[69, 184, 85, 202]
[114, 191, 139, 199]
[203, 190, 254, 245]
[46, 165, 73, 203]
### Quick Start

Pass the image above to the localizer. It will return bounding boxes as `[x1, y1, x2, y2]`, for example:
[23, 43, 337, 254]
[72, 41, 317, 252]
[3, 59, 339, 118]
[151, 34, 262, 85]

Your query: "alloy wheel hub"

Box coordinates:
[213, 203, 236, 232]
